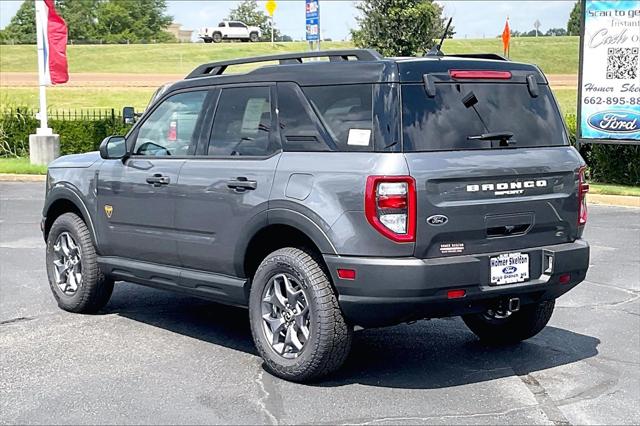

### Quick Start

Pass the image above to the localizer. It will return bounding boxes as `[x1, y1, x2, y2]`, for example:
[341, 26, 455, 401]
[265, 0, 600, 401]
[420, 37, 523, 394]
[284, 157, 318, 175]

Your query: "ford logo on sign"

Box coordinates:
[587, 110, 640, 134]
[502, 266, 517, 274]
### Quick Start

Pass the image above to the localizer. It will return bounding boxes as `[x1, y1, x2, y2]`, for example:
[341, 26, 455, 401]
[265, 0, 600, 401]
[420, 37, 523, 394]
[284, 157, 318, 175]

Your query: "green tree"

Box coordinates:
[227, 0, 279, 42]
[567, 1, 581, 36]
[56, 0, 99, 43]
[351, 0, 453, 57]
[3, 0, 36, 44]
[95, 0, 175, 43]
[546, 28, 567, 36]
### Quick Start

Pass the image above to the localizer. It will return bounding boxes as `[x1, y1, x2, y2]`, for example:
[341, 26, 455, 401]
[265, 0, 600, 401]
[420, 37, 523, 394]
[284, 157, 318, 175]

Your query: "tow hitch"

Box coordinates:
[508, 297, 520, 312]
[489, 297, 521, 319]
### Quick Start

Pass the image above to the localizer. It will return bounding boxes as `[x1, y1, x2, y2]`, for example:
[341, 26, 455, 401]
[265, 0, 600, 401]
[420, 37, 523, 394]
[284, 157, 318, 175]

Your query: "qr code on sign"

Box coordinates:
[607, 47, 638, 80]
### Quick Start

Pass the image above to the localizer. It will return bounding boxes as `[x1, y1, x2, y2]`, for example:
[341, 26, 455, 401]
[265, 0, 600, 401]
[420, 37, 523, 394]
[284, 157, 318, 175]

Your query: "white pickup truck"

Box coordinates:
[199, 21, 262, 43]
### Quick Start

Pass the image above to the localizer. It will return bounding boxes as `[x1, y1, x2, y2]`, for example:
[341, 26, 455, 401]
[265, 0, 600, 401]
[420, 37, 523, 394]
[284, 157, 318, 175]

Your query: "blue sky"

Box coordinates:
[0, 1, 576, 40]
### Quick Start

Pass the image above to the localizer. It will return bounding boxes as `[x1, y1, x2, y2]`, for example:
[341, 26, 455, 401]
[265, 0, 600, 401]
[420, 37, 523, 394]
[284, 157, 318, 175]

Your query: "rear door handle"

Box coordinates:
[146, 174, 170, 186]
[227, 177, 257, 191]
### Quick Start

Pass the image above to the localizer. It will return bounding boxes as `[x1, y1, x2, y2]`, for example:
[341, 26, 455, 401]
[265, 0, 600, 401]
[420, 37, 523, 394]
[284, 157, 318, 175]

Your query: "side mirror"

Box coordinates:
[122, 106, 136, 124]
[99, 136, 127, 160]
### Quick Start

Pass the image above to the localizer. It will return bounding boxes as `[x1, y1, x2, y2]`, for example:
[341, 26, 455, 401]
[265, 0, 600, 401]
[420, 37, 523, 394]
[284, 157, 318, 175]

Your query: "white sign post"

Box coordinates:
[35, 0, 51, 136]
[29, 0, 60, 165]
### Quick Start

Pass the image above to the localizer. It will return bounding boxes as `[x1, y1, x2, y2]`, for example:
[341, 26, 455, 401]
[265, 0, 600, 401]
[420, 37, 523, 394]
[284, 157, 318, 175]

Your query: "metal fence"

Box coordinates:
[1, 107, 123, 121]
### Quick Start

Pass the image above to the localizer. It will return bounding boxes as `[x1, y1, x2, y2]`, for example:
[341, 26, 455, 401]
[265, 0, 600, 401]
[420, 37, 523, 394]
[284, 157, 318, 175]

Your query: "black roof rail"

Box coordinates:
[445, 53, 508, 61]
[185, 49, 384, 79]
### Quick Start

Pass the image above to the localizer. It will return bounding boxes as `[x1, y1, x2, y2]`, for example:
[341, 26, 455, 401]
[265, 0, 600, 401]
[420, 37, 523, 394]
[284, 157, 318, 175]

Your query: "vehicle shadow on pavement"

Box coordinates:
[107, 282, 600, 389]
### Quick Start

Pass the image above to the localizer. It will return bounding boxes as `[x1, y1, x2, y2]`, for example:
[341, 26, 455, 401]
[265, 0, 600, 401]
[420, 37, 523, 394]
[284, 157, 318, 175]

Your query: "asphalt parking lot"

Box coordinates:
[1, 181, 639, 425]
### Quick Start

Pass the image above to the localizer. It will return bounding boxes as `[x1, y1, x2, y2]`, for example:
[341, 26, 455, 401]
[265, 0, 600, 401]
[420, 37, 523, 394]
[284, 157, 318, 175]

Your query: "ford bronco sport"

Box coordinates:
[42, 49, 590, 382]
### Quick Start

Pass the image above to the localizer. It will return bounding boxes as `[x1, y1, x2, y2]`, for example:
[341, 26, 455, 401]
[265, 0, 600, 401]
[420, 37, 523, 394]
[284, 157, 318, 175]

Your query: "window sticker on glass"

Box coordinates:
[242, 98, 268, 134]
[347, 129, 371, 146]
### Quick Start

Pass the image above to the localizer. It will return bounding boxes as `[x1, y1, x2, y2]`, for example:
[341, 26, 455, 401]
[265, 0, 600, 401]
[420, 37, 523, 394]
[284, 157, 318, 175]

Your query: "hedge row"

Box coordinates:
[0, 109, 131, 157]
[1, 109, 638, 185]
[564, 115, 639, 186]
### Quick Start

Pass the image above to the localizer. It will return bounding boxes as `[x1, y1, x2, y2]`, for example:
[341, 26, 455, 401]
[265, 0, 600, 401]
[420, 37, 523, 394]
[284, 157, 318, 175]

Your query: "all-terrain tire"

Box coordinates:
[462, 300, 555, 344]
[46, 212, 114, 314]
[249, 247, 352, 382]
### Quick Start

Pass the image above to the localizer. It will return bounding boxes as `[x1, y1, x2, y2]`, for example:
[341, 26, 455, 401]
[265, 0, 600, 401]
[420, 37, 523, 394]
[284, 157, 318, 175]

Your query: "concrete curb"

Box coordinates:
[0, 174, 637, 208]
[0, 173, 46, 182]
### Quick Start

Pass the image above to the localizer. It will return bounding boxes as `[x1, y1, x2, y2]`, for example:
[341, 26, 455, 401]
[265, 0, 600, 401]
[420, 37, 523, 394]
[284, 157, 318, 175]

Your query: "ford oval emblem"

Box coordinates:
[502, 266, 517, 274]
[426, 215, 448, 226]
[587, 110, 640, 134]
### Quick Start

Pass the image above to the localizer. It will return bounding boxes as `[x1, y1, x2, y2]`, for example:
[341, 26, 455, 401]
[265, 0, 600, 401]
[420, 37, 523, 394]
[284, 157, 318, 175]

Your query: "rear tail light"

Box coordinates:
[449, 70, 512, 80]
[578, 166, 589, 226]
[365, 176, 416, 242]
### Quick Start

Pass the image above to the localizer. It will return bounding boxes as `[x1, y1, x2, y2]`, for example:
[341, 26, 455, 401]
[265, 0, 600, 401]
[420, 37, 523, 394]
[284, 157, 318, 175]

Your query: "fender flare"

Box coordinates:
[43, 184, 98, 244]
[233, 207, 337, 278]
[267, 208, 337, 255]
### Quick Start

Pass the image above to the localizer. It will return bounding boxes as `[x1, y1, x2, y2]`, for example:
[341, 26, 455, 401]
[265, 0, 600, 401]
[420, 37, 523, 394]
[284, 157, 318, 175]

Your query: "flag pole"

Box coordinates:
[35, 0, 51, 136]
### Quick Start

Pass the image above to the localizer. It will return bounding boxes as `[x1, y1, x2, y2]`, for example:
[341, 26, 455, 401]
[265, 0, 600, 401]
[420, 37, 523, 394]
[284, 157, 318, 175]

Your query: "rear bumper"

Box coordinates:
[323, 240, 589, 327]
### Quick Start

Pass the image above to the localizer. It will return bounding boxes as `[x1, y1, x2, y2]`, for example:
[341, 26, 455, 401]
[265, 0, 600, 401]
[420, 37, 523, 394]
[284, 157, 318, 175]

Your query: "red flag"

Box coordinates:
[43, 0, 69, 84]
[501, 18, 511, 57]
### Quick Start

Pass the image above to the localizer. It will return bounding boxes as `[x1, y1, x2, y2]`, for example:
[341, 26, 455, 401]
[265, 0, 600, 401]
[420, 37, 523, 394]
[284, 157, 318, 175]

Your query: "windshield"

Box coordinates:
[402, 83, 568, 151]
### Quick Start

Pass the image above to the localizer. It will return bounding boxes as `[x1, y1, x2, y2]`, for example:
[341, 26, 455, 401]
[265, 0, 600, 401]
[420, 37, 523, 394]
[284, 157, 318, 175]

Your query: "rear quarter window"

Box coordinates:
[303, 84, 374, 152]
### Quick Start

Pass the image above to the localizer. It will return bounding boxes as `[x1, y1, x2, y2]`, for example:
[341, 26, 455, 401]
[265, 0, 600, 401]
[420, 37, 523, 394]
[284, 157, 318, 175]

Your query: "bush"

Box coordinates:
[1, 108, 638, 186]
[565, 114, 640, 185]
[0, 108, 131, 157]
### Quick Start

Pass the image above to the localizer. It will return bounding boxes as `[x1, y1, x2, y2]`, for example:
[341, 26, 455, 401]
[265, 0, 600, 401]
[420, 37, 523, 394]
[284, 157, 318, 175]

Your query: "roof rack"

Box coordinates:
[185, 49, 383, 79]
[446, 53, 508, 61]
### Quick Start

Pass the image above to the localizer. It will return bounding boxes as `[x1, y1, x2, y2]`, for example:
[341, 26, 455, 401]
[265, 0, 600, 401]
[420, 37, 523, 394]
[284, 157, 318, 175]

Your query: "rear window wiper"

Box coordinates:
[467, 132, 515, 147]
[467, 132, 514, 141]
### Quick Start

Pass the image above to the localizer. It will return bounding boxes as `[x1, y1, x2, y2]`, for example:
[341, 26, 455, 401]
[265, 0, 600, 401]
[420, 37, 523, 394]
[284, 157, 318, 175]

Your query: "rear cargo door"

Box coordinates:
[401, 79, 584, 260]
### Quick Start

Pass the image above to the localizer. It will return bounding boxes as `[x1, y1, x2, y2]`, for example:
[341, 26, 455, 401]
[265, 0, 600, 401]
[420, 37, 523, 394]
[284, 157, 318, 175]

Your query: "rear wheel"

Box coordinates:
[249, 32, 259, 42]
[462, 300, 555, 344]
[249, 248, 352, 382]
[46, 213, 113, 314]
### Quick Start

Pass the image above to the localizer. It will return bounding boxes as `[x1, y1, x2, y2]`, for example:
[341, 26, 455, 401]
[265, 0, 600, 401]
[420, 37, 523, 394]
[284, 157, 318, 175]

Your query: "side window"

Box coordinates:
[208, 86, 276, 157]
[218, 22, 226, 27]
[229, 22, 244, 28]
[303, 84, 373, 151]
[133, 91, 208, 157]
[277, 84, 330, 152]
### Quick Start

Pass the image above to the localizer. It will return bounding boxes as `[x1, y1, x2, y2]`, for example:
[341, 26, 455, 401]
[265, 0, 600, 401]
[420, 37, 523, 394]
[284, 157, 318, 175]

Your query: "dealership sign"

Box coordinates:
[306, 0, 320, 41]
[577, 0, 640, 145]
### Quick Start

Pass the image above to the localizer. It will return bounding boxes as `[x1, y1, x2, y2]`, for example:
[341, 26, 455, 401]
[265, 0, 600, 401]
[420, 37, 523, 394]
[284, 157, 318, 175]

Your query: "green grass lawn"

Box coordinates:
[553, 88, 577, 116]
[1, 87, 155, 110]
[0, 37, 579, 75]
[590, 184, 640, 197]
[0, 157, 48, 174]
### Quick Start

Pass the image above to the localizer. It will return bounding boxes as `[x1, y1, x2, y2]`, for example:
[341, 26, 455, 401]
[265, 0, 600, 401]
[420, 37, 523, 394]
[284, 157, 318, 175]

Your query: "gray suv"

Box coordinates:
[42, 49, 590, 382]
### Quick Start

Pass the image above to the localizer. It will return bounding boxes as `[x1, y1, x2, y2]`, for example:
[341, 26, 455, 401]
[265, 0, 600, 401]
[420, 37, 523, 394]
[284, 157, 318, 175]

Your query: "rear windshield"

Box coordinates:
[402, 83, 568, 152]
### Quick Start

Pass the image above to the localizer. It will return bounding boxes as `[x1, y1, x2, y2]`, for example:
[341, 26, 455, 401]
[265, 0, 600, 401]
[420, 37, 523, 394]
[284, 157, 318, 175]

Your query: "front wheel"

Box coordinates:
[249, 248, 352, 382]
[462, 300, 555, 344]
[46, 213, 114, 314]
[212, 33, 222, 43]
[249, 32, 259, 42]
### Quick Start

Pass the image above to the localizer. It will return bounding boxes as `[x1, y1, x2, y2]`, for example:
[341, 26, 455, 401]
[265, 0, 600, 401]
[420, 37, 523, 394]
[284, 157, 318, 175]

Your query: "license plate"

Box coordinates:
[490, 252, 529, 285]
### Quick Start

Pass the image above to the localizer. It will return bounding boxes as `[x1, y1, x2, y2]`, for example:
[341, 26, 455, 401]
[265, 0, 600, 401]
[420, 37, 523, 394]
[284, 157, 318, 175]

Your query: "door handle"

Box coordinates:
[146, 174, 170, 186]
[227, 177, 257, 191]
